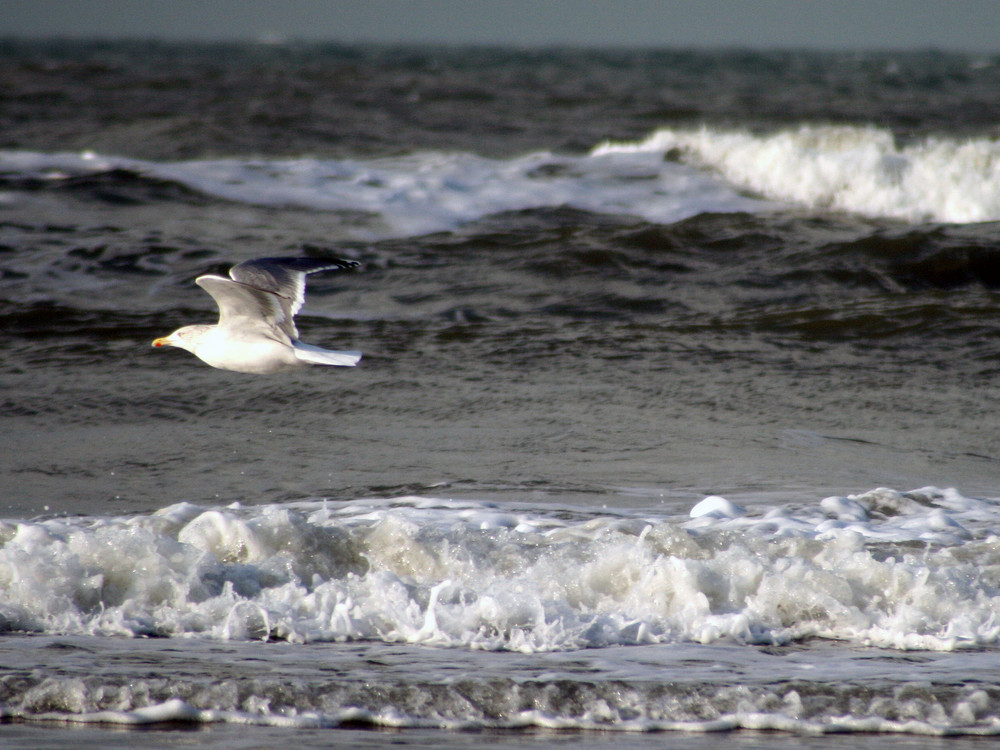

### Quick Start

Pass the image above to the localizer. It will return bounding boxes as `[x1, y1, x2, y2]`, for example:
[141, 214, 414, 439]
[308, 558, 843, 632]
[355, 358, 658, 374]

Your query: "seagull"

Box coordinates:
[152, 257, 362, 374]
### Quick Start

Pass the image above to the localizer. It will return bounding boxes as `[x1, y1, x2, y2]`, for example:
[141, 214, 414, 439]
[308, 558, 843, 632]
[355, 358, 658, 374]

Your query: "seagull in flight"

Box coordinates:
[152, 257, 361, 374]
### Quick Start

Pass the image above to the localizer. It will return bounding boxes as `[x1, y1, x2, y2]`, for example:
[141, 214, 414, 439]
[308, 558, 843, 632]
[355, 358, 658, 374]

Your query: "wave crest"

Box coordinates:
[1, 489, 998, 652]
[594, 125, 1000, 224]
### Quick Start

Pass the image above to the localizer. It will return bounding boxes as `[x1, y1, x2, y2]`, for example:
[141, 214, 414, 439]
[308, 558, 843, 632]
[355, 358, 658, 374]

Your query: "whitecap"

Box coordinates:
[0, 147, 766, 239]
[1, 489, 999, 652]
[594, 125, 1000, 224]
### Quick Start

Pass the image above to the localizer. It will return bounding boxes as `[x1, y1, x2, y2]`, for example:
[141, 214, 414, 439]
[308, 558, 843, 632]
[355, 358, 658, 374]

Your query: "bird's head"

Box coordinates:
[152, 325, 207, 353]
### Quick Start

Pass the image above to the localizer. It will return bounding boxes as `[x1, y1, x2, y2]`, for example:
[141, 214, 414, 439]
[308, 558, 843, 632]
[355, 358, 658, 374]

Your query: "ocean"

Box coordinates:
[2, 40, 1000, 748]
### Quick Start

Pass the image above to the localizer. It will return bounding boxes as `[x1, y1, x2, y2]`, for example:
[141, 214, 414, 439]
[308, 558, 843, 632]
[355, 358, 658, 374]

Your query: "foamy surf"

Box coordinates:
[593, 125, 1000, 224]
[4, 625, 1000, 735]
[9, 688, 1000, 735]
[1, 488, 998, 652]
[7, 124, 999, 233]
[0, 147, 765, 239]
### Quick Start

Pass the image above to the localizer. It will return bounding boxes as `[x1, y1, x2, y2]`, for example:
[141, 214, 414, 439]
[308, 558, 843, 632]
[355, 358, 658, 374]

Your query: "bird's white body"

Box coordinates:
[153, 257, 361, 374]
[159, 324, 304, 374]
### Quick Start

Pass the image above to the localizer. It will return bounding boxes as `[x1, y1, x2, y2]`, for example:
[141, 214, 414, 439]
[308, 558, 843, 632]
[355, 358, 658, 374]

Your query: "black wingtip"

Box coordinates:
[226, 256, 361, 296]
[230, 257, 362, 283]
[241, 257, 360, 272]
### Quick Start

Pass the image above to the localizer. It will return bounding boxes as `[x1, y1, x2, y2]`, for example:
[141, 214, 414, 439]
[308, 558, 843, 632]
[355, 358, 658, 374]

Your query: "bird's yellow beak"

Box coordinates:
[152, 336, 171, 347]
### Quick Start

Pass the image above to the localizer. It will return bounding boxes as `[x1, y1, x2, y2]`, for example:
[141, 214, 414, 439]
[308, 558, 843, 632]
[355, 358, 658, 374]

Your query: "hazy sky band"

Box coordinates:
[2, 0, 998, 51]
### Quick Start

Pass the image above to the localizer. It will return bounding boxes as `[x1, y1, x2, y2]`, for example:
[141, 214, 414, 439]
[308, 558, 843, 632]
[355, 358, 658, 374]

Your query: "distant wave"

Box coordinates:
[594, 125, 1000, 224]
[6, 126, 999, 234]
[0, 148, 766, 239]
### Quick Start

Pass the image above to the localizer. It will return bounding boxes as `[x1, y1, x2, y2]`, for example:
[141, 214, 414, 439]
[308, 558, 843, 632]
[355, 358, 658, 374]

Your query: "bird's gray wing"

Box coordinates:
[196, 275, 289, 341]
[227, 257, 360, 339]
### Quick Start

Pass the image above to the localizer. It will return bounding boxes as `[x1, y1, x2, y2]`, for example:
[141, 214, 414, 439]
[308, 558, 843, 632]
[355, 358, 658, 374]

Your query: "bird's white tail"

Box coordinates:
[292, 341, 362, 367]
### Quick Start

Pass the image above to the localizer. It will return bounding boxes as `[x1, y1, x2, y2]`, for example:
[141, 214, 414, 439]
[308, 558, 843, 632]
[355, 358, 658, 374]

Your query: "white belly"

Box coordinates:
[195, 329, 300, 374]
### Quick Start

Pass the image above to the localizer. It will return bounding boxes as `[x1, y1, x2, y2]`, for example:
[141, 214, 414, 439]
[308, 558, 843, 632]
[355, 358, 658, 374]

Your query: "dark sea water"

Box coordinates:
[2, 40, 1000, 748]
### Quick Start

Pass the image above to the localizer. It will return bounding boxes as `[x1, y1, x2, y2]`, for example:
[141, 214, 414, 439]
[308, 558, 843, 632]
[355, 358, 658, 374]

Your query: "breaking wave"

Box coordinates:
[2, 488, 998, 653]
[594, 125, 1000, 224]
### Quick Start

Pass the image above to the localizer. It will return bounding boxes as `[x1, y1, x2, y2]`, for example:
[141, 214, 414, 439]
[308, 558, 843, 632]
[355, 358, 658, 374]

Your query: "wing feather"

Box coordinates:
[195, 275, 289, 340]
[226, 257, 360, 338]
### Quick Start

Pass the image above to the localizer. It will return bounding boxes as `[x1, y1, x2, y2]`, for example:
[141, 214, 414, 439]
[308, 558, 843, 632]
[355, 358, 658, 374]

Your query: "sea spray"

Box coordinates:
[2, 489, 998, 652]
[594, 125, 1000, 223]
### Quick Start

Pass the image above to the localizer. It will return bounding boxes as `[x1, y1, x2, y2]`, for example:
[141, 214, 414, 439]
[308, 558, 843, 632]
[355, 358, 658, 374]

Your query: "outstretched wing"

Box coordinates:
[226, 257, 360, 339]
[195, 275, 290, 341]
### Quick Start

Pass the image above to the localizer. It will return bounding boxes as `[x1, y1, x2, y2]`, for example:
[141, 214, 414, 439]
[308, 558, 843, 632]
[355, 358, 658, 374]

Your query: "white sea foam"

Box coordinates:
[5, 599, 1000, 736]
[4, 127, 999, 235]
[17, 694, 1000, 736]
[0, 147, 764, 238]
[1, 488, 998, 653]
[593, 125, 1000, 224]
